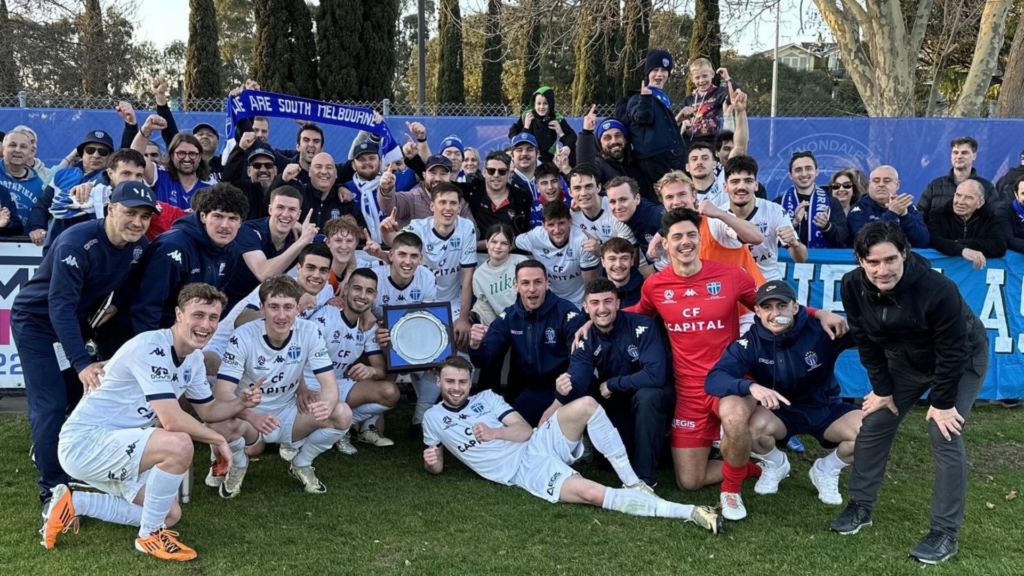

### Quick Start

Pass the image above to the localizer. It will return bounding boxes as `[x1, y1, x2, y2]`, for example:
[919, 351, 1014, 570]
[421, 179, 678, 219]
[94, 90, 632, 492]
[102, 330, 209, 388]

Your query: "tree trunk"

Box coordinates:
[481, 0, 504, 105]
[996, 2, 1024, 117]
[571, 0, 608, 112]
[520, 2, 541, 107]
[950, 0, 1014, 116]
[688, 0, 721, 92]
[621, 0, 651, 96]
[80, 0, 107, 96]
[0, 0, 18, 93]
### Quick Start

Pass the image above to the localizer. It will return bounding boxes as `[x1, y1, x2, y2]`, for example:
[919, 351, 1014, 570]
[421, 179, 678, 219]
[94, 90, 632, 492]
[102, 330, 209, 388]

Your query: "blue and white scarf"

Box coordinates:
[1013, 199, 1024, 225]
[226, 89, 401, 165]
[780, 186, 830, 248]
[649, 87, 672, 111]
[345, 176, 385, 244]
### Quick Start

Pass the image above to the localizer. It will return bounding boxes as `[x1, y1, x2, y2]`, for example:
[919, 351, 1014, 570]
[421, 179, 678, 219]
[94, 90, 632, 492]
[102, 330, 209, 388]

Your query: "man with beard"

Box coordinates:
[277, 152, 365, 230]
[221, 186, 319, 309]
[377, 155, 474, 229]
[222, 134, 280, 221]
[578, 107, 652, 200]
[460, 150, 534, 246]
[714, 131, 766, 200]
[12, 181, 157, 507]
[133, 115, 212, 211]
[343, 141, 389, 244]
[509, 133, 541, 198]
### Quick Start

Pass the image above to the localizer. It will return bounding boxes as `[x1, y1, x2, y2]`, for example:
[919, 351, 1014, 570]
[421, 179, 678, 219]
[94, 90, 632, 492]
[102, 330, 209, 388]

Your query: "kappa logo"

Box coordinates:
[167, 250, 182, 264]
[229, 336, 238, 346]
[274, 355, 285, 364]
[737, 338, 748, 349]
[565, 311, 579, 322]
[150, 347, 165, 357]
[683, 288, 697, 297]
[124, 440, 138, 458]
[61, 255, 79, 268]
[706, 282, 722, 296]
[850, 206, 861, 213]
[635, 325, 648, 337]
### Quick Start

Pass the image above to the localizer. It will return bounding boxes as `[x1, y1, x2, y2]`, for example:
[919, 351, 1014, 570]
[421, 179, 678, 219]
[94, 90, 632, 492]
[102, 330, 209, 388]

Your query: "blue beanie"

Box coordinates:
[645, 49, 673, 77]
[596, 119, 627, 139]
[440, 135, 464, 154]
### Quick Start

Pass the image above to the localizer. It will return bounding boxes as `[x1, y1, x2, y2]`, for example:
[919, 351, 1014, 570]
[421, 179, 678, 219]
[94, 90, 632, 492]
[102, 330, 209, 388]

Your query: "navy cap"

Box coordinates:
[247, 146, 275, 163]
[510, 132, 538, 149]
[354, 141, 380, 158]
[424, 154, 452, 171]
[755, 280, 797, 307]
[76, 130, 114, 155]
[191, 123, 219, 137]
[109, 181, 157, 210]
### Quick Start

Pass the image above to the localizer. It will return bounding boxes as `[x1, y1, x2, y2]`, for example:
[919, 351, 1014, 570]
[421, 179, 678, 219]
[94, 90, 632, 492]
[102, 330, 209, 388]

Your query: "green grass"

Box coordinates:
[2, 405, 1023, 575]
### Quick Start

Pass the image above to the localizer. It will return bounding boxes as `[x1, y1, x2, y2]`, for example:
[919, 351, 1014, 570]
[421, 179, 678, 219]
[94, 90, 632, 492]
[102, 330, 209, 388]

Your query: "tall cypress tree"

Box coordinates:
[80, 0, 107, 95]
[290, 0, 319, 98]
[621, 0, 651, 95]
[318, 0, 361, 101]
[435, 0, 465, 103]
[251, 0, 291, 92]
[185, 0, 222, 104]
[480, 0, 504, 105]
[688, 0, 721, 91]
[519, 1, 541, 106]
[0, 0, 18, 93]
[360, 0, 400, 100]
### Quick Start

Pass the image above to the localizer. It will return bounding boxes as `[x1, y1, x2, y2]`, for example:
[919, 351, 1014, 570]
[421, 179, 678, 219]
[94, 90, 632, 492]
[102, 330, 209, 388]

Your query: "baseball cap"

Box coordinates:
[76, 130, 114, 155]
[510, 133, 538, 150]
[247, 146, 275, 164]
[424, 155, 452, 172]
[354, 141, 380, 158]
[109, 181, 157, 210]
[755, 280, 797, 307]
[191, 123, 219, 136]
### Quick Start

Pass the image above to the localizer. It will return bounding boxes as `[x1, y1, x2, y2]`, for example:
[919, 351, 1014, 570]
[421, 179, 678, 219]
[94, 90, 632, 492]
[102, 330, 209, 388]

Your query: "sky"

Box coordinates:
[135, 0, 827, 57]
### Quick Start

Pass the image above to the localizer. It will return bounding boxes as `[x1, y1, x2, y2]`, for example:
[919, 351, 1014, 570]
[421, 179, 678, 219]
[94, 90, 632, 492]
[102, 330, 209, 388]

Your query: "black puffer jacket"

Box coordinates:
[839, 251, 987, 409]
[926, 200, 1007, 258]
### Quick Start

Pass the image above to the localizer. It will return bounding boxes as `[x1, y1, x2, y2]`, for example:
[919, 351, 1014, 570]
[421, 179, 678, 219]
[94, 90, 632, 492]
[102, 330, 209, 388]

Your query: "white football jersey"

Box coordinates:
[217, 318, 332, 413]
[571, 203, 636, 245]
[422, 390, 525, 485]
[514, 226, 600, 306]
[697, 165, 728, 208]
[304, 305, 381, 388]
[64, 330, 210, 431]
[369, 264, 438, 320]
[401, 216, 477, 305]
[710, 197, 790, 281]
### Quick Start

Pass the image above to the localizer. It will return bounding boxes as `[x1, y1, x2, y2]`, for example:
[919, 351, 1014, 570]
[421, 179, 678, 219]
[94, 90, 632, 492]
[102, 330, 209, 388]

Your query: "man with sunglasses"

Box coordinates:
[222, 136, 280, 221]
[775, 151, 848, 248]
[462, 150, 534, 245]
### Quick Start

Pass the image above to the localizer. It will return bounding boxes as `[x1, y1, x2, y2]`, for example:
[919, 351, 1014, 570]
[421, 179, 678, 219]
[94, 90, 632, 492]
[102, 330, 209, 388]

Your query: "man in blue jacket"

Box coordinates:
[468, 259, 584, 427]
[556, 278, 672, 489]
[625, 49, 688, 187]
[847, 166, 929, 248]
[100, 182, 248, 355]
[12, 181, 157, 505]
[705, 280, 864, 521]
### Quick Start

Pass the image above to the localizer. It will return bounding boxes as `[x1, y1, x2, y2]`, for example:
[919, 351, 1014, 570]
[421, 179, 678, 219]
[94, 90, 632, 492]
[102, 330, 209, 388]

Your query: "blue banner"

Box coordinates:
[778, 249, 1024, 400]
[1, 108, 1022, 204]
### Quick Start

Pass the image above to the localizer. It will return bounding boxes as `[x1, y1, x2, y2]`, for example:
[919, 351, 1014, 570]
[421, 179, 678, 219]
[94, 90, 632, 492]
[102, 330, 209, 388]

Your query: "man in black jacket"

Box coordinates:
[460, 150, 533, 246]
[917, 136, 997, 219]
[996, 175, 1024, 254]
[926, 180, 1007, 268]
[994, 149, 1024, 200]
[831, 222, 988, 565]
[577, 106, 653, 200]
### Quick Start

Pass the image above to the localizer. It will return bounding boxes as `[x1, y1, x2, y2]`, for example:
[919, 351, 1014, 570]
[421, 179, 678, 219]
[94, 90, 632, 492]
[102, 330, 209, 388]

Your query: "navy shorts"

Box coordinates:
[772, 402, 860, 449]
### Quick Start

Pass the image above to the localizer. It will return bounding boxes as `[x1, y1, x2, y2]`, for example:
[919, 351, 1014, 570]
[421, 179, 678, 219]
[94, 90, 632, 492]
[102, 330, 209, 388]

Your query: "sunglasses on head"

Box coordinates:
[250, 161, 275, 170]
[485, 167, 508, 176]
[830, 182, 853, 190]
[83, 146, 110, 157]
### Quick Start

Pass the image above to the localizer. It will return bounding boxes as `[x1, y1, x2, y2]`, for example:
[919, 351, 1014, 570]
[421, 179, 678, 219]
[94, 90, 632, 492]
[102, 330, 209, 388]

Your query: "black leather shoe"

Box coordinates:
[909, 530, 958, 564]
[830, 502, 873, 535]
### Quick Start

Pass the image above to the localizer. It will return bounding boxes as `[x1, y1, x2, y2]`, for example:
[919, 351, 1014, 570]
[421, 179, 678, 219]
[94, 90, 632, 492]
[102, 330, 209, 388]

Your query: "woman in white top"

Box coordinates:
[471, 224, 527, 326]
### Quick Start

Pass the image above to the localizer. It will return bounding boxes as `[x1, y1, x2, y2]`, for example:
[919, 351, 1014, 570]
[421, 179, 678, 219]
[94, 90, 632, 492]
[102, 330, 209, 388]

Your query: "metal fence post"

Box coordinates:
[18, 91, 27, 108]
[383, 99, 391, 117]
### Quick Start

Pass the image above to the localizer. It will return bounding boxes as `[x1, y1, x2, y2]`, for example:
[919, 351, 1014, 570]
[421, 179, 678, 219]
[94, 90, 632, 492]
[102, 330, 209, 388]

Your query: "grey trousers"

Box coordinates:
[848, 345, 988, 535]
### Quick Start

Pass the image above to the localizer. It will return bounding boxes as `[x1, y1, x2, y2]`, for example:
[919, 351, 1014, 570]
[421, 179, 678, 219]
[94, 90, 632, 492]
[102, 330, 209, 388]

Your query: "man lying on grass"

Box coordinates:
[421, 355, 721, 534]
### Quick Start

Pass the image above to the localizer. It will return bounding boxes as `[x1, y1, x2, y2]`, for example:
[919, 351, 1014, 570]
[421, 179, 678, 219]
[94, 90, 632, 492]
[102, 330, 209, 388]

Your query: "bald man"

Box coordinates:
[926, 179, 1007, 269]
[274, 152, 367, 229]
[847, 166, 929, 248]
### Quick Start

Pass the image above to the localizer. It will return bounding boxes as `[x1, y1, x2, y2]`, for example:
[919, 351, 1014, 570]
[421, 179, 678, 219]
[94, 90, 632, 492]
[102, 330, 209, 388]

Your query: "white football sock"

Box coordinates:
[352, 402, 390, 424]
[292, 427, 345, 468]
[72, 491, 143, 526]
[228, 437, 247, 467]
[815, 450, 848, 475]
[586, 406, 640, 486]
[138, 466, 184, 537]
[760, 446, 786, 467]
[601, 488, 695, 519]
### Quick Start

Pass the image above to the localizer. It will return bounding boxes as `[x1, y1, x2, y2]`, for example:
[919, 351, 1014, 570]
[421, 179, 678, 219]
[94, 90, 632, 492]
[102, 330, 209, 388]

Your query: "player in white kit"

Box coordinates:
[567, 164, 636, 252]
[45, 284, 259, 561]
[209, 275, 352, 498]
[515, 200, 600, 307]
[304, 267, 399, 452]
[422, 356, 721, 533]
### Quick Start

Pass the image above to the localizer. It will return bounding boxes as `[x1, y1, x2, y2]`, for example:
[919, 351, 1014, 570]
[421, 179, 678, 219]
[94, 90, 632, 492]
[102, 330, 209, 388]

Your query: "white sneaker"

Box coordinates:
[720, 491, 747, 521]
[335, 431, 358, 455]
[289, 464, 326, 494]
[218, 465, 248, 499]
[754, 453, 791, 495]
[809, 462, 844, 505]
[356, 426, 394, 447]
[279, 445, 299, 462]
[204, 465, 223, 487]
[623, 481, 657, 497]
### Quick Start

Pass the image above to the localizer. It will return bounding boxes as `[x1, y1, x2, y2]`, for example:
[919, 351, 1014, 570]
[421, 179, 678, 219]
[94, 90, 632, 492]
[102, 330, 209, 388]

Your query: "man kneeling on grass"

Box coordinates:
[421, 355, 721, 534]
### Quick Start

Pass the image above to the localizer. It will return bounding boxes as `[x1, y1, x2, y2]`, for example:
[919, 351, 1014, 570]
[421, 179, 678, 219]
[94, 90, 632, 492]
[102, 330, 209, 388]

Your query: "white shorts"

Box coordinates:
[511, 413, 584, 503]
[307, 377, 356, 403]
[58, 425, 156, 502]
[256, 405, 302, 449]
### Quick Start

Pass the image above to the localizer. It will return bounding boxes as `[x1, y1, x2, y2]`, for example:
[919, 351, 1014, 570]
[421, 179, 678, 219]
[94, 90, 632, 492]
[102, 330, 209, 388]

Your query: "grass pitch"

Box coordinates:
[1, 404, 1022, 575]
